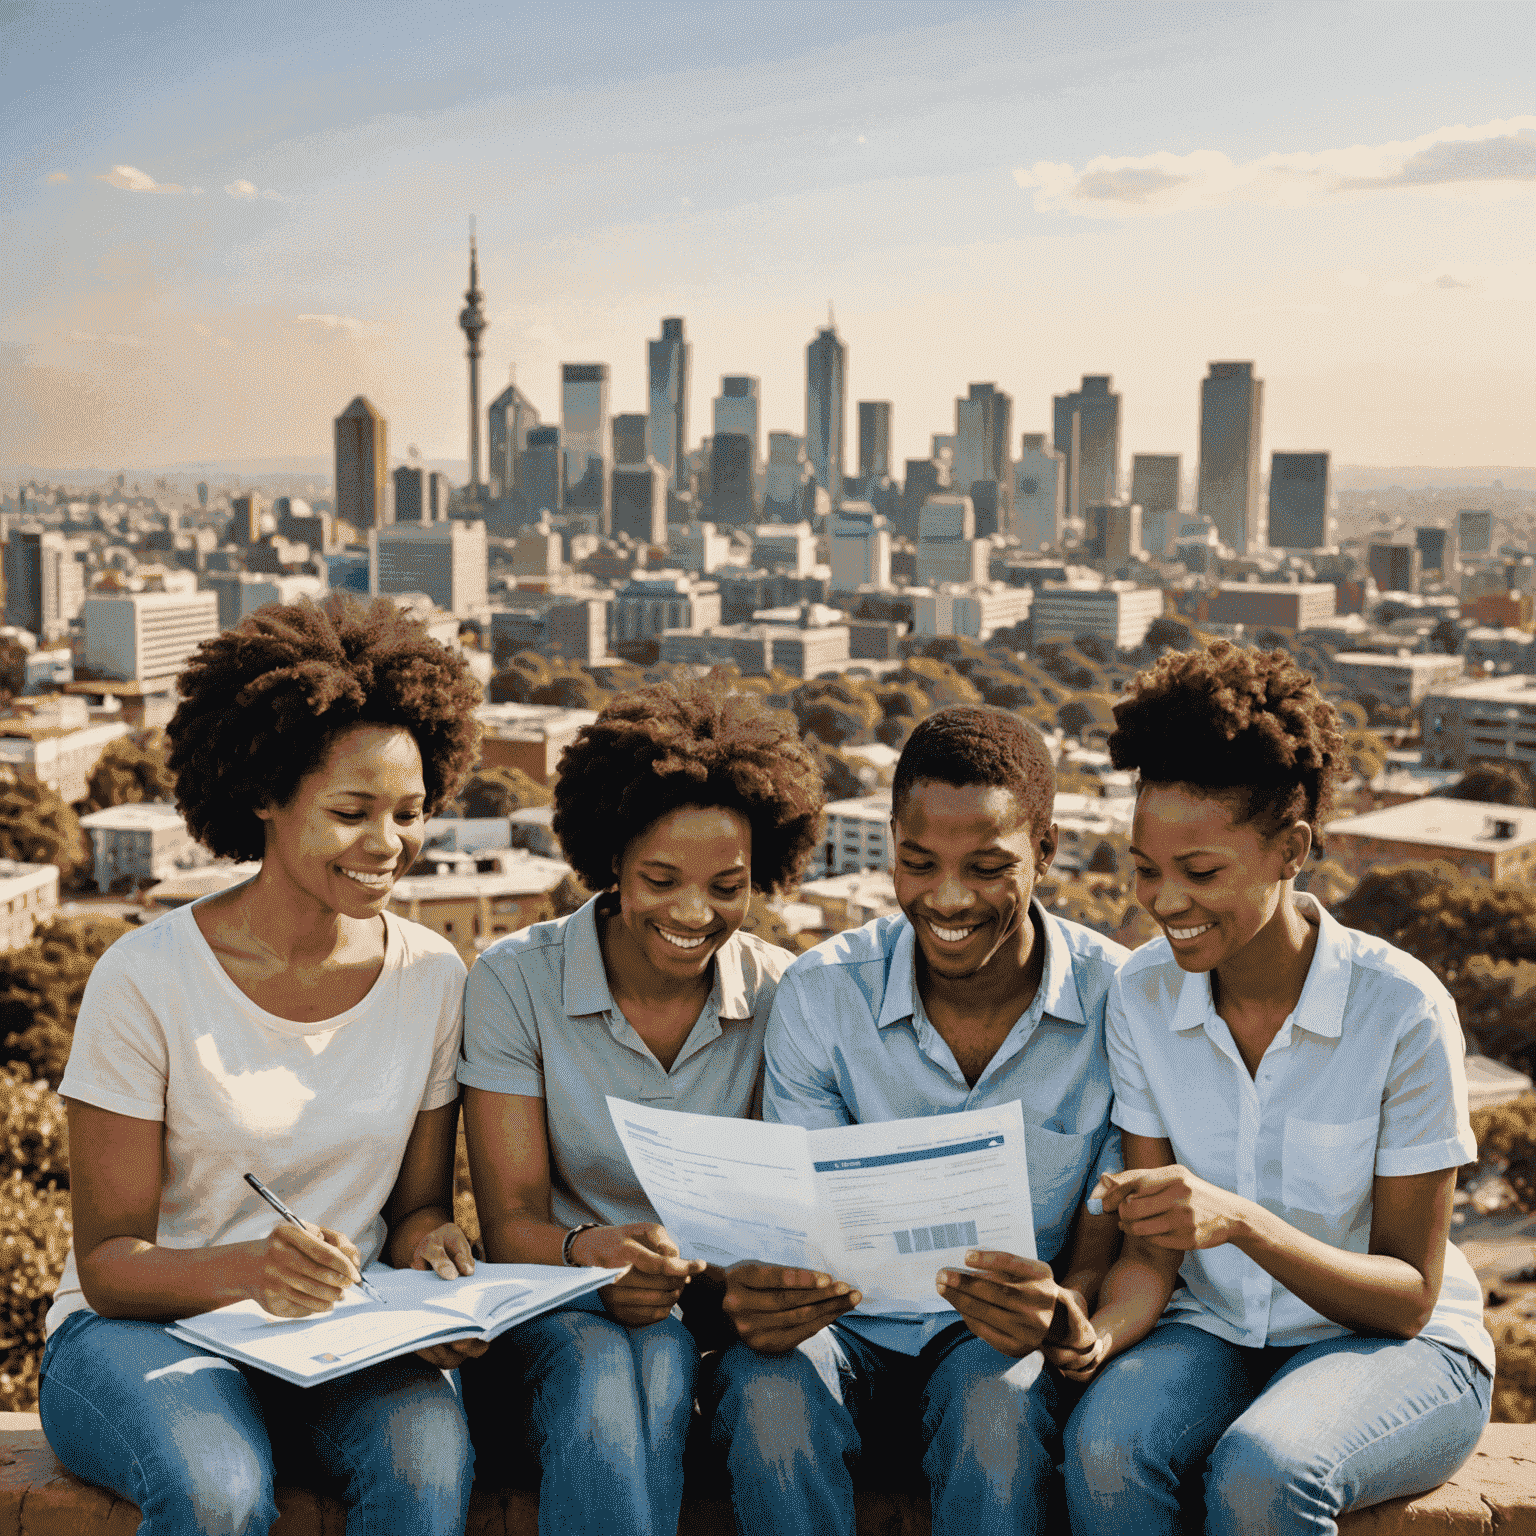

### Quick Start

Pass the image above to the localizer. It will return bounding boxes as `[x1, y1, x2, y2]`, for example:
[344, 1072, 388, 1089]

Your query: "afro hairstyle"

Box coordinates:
[551, 680, 825, 894]
[891, 705, 1056, 836]
[167, 594, 483, 861]
[1107, 640, 1343, 833]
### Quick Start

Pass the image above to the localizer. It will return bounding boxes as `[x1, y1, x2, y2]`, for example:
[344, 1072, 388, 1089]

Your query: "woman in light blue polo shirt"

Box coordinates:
[458, 680, 825, 1536]
[1058, 642, 1492, 1536]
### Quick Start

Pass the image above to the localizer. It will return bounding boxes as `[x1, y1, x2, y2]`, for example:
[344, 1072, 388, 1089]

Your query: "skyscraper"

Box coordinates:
[1013, 435, 1067, 552]
[953, 383, 1013, 534]
[806, 316, 846, 508]
[647, 318, 690, 492]
[521, 426, 563, 519]
[714, 377, 760, 460]
[1052, 376, 1120, 523]
[5, 528, 80, 640]
[561, 363, 611, 533]
[458, 231, 487, 494]
[1267, 452, 1330, 550]
[1130, 453, 1181, 558]
[334, 396, 388, 529]
[1197, 362, 1265, 555]
[858, 401, 892, 481]
[487, 372, 540, 505]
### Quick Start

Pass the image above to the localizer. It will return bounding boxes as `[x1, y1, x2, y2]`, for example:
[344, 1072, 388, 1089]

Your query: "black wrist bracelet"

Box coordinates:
[562, 1223, 599, 1267]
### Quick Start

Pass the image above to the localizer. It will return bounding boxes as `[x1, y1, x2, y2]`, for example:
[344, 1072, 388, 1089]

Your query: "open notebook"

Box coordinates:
[167, 1262, 625, 1387]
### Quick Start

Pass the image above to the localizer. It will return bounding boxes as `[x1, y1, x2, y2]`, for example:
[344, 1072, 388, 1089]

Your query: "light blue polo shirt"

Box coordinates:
[764, 901, 1127, 1352]
[460, 894, 793, 1232]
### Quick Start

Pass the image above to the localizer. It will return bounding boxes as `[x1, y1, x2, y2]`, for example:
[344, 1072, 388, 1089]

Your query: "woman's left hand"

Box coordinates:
[409, 1222, 490, 1368]
[1091, 1165, 1251, 1251]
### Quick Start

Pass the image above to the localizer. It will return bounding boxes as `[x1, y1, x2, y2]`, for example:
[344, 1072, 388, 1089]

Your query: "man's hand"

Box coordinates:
[1091, 1166, 1249, 1252]
[722, 1263, 862, 1353]
[569, 1222, 705, 1329]
[936, 1250, 1059, 1358]
[1041, 1287, 1107, 1381]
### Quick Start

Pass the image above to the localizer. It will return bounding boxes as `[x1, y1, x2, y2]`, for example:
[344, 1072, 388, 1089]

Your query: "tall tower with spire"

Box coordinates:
[459, 221, 488, 495]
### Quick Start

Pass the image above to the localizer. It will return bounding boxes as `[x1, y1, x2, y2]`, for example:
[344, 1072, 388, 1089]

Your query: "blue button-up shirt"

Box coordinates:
[764, 901, 1126, 1352]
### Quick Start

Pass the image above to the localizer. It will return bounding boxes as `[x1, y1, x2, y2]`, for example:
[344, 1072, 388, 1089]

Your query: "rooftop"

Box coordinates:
[389, 853, 570, 901]
[1421, 673, 1536, 704]
[1325, 797, 1536, 853]
[79, 802, 188, 832]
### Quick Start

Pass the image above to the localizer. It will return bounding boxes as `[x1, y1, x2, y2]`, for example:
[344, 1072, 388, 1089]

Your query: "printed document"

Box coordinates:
[168, 1261, 623, 1386]
[607, 1097, 1034, 1313]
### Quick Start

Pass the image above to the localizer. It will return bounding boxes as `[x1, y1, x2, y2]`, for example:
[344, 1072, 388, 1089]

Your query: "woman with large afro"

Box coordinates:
[1056, 641, 1493, 1535]
[39, 595, 486, 1536]
[458, 678, 825, 1536]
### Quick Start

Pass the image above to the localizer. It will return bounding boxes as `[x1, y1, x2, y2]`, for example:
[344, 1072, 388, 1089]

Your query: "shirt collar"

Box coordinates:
[1167, 889, 1350, 1039]
[875, 900, 1085, 1030]
[560, 891, 752, 1022]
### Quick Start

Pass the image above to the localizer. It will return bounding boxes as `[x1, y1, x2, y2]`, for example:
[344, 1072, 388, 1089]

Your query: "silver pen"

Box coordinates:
[243, 1172, 387, 1305]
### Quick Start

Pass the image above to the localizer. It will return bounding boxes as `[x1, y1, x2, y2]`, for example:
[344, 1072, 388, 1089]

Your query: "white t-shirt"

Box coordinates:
[48, 900, 465, 1337]
[1107, 892, 1494, 1374]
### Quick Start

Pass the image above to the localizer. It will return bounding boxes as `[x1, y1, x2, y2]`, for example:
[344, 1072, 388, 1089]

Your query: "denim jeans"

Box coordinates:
[38, 1309, 474, 1536]
[1063, 1322, 1492, 1536]
[706, 1318, 1064, 1536]
[459, 1297, 699, 1536]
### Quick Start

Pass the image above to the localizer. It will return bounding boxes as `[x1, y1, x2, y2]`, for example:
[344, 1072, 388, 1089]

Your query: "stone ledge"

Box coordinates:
[1, 1413, 1531, 1534]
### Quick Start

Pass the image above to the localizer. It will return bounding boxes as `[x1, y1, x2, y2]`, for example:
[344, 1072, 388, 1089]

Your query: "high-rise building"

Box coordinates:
[709, 435, 757, 526]
[1416, 526, 1450, 576]
[1013, 435, 1067, 552]
[611, 460, 667, 548]
[487, 375, 540, 503]
[1085, 503, 1142, 566]
[80, 591, 219, 681]
[953, 383, 1013, 530]
[335, 397, 389, 530]
[458, 233, 487, 494]
[916, 495, 988, 587]
[229, 492, 268, 545]
[753, 522, 816, 579]
[1458, 509, 1494, 559]
[1197, 362, 1265, 555]
[1267, 452, 1331, 550]
[806, 318, 846, 507]
[369, 520, 488, 616]
[899, 460, 944, 541]
[521, 427, 562, 519]
[830, 504, 891, 592]
[714, 376, 760, 457]
[393, 466, 449, 525]
[1368, 543, 1422, 596]
[561, 363, 610, 532]
[858, 402, 892, 481]
[1052, 376, 1120, 525]
[5, 529, 83, 641]
[612, 413, 649, 467]
[1130, 454, 1181, 558]
[647, 318, 690, 492]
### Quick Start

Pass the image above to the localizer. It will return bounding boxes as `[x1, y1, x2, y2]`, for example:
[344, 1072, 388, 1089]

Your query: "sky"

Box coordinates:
[2, 0, 1534, 477]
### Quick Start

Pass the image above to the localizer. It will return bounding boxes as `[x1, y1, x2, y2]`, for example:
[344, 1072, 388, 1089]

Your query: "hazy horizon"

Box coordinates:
[3, 2, 1533, 474]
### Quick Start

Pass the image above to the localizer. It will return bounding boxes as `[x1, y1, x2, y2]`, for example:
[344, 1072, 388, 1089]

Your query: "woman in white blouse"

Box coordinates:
[1057, 641, 1493, 1536]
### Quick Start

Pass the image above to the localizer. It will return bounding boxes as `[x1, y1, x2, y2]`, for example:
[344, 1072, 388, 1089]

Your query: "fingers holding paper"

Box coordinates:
[256, 1221, 364, 1317]
[936, 1250, 1061, 1359]
[415, 1337, 492, 1369]
[723, 1261, 863, 1353]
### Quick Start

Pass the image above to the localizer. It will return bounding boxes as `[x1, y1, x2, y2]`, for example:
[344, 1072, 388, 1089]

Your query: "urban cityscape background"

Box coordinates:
[0, 0, 1533, 1438]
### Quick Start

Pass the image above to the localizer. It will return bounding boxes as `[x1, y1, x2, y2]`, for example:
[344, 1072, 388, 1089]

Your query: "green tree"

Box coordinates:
[0, 769, 89, 883]
[82, 728, 175, 812]
[895, 657, 982, 709]
[1437, 764, 1533, 807]
[0, 913, 137, 1083]
[0, 636, 27, 702]
[530, 672, 611, 710]
[455, 766, 553, 819]
[487, 651, 554, 704]
[812, 743, 864, 802]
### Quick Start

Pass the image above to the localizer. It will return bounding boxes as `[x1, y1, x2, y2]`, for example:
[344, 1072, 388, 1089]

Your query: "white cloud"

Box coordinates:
[96, 165, 184, 194]
[193, 322, 213, 337]
[296, 313, 369, 337]
[1013, 115, 1536, 219]
[224, 180, 257, 200]
[44, 171, 68, 185]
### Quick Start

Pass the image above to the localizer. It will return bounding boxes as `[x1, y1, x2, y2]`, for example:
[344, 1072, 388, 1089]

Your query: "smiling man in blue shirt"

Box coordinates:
[706, 706, 1127, 1536]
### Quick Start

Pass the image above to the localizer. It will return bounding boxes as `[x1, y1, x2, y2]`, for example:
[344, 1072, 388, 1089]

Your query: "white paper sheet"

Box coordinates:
[607, 1098, 1034, 1313]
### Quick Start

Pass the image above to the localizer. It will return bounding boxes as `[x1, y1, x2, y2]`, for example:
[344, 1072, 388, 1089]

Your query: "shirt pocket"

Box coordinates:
[1280, 1114, 1379, 1216]
[1022, 1121, 1094, 1235]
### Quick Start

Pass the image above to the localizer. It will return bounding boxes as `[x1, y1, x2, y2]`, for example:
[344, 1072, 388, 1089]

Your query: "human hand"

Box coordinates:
[569, 1223, 704, 1329]
[1091, 1166, 1248, 1251]
[1041, 1288, 1108, 1381]
[722, 1262, 862, 1353]
[253, 1222, 365, 1318]
[409, 1222, 477, 1281]
[935, 1250, 1059, 1358]
[416, 1337, 491, 1369]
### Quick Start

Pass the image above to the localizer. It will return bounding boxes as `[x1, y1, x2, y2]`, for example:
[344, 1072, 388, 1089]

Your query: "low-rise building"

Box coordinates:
[387, 853, 571, 968]
[79, 802, 199, 892]
[796, 869, 899, 934]
[610, 574, 722, 649]
[811, 793, 892, 877]
[913, 584, 1032, 641]
[1205, 582, 1337, 631]
[1323, 798, 1536, 883]
[1421, 674, 1536, 774]
[1331, 652, 1465, 714]
[1030, 584, 1162, 649]
[79, 590, 219, 683]
[474, 703, 599, 784]
[0, 696, 131, 803]
[63, 679, 179, 731]
[0, 860, 59, 951]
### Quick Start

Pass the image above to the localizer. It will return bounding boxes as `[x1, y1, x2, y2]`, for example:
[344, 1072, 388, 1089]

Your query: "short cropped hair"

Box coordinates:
[892, 706, 1056, 837]
[168, 595, 483, 861]
[552, 681, 825, 894]
[1107, 641, 1343, 833]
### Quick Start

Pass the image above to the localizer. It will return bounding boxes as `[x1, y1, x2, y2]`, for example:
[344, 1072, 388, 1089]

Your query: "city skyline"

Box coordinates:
[2, 2, 1533, 473]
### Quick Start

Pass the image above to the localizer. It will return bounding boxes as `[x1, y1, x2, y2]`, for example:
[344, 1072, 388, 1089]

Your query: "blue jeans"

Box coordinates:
[706, 1318, 1064, 1536]
[460, 1298, 698, 1536]
[1063, 1322, 1492, 1536]
[38, 1309, 474, 1536]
